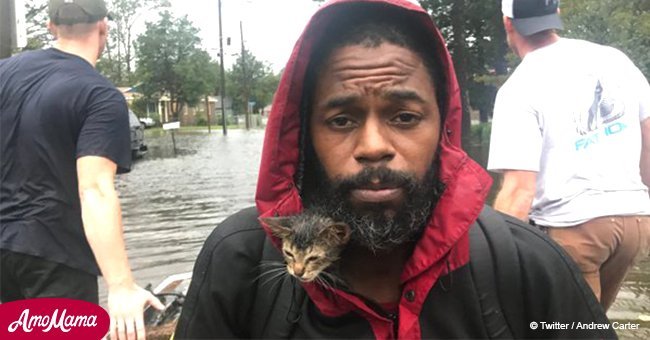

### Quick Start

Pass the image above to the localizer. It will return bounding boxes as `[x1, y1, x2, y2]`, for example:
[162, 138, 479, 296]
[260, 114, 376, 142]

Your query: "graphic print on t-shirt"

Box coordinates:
[573, 79, 627, 150]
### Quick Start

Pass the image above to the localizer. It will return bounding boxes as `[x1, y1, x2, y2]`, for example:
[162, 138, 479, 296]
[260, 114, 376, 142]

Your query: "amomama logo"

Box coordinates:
[0, 298, 109, 339]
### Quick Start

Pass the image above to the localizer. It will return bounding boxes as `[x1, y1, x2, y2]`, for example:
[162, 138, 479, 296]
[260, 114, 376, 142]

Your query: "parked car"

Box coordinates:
[129, 110, 148, 159]
[139, 117, 156, 128]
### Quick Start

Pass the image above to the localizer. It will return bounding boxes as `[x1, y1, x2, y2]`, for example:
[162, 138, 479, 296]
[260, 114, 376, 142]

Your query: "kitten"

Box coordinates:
[260, 210, 350, 284]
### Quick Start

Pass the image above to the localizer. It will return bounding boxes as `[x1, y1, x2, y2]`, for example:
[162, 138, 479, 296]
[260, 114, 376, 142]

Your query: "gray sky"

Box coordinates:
[32, 0, 420, 73]
[30, 0, 322, 72]
[166, 0, 322, 73]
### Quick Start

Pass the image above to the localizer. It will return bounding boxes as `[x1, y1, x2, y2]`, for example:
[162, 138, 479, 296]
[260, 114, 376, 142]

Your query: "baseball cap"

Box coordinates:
[502, 0, 563, 36]
[49, 0, 111, 25]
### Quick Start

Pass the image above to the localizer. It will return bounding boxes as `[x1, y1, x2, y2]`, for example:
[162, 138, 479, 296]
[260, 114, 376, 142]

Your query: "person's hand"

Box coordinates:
[107, 283, 165, 340]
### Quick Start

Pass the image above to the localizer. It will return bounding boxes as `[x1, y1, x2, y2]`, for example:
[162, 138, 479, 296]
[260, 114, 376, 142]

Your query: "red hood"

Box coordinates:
[255, 0, 492, 319]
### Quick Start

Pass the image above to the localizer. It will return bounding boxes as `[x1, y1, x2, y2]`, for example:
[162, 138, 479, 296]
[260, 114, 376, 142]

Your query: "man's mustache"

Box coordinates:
[332, 167, 418, 194]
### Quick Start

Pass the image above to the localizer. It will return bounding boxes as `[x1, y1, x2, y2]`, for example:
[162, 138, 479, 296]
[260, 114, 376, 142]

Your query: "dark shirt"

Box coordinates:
[0, 48, 131, 275]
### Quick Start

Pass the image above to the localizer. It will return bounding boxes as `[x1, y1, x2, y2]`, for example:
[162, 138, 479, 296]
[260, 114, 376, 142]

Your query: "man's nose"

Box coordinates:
[354, 117, 395, 165]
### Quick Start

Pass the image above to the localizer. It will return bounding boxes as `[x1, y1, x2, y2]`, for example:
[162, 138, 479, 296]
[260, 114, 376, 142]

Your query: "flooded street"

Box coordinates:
[100, 129, 264, 304]
[106, 129, 648, 338]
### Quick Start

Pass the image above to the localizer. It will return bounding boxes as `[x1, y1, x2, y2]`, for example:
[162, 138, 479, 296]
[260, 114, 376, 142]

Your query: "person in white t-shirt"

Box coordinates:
[488, 0, 650, 311]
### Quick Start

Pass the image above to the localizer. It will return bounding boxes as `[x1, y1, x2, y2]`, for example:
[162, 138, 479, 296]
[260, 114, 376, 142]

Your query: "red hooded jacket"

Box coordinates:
[255, 1, 491, 337]
[176, 1, 614, 339]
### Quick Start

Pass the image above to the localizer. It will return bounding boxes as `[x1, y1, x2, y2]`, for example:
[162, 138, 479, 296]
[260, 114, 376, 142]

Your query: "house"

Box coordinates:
[118, 86, 234, 126]
[158, 95, 234, 126]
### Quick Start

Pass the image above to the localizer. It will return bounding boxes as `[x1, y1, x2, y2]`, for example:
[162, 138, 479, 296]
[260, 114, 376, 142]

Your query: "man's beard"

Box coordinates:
[306, 164, 441, 253]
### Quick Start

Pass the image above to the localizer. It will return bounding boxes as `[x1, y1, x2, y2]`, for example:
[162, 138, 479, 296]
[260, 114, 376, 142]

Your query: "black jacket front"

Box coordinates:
[176, 207, 615, 339]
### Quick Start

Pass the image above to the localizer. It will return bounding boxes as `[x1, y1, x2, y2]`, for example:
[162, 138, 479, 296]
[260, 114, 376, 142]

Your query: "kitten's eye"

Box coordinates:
[283, 250, 294, 259]
[305, 256, 318, 264]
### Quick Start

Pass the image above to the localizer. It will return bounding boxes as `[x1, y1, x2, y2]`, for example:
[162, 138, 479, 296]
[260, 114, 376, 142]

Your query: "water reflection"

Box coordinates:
[101, 129, 264, 305]
[103, 130, 648, 338]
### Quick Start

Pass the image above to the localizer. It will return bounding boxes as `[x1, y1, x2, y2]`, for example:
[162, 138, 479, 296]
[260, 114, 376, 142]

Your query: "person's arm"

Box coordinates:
[488, 84, 541, 221]
[77, 156, 164, 340]
[641, 118, 650, 189]
[493, 170, 537, 222]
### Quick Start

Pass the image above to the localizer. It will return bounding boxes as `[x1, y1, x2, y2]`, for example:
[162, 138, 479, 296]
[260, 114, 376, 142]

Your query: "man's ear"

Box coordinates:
[98, 19, 108, 38]
[503, 16, 515, 34]
[48, 21, 58, 38]
[321, 222, 350, 246]
[259, 216, 293, 239]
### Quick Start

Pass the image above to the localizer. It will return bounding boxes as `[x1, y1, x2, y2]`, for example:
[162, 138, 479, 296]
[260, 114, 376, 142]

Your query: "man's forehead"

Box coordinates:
[312, 43, 435, 101]
[322, 42, 423, 71]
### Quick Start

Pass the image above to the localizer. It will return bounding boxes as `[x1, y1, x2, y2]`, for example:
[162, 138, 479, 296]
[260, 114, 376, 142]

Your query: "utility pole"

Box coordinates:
[218, 0, 227, 135]
[0, 0, 16, 59]
[204, 95, 211, 134]
[240, 20, 250, 130]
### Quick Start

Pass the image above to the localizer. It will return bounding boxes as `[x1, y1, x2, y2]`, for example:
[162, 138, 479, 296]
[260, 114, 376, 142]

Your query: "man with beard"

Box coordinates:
[176, 0, 613, 338]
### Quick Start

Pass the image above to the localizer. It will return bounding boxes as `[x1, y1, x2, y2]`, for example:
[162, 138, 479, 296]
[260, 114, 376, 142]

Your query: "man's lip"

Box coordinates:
[350, 187, 403, 203]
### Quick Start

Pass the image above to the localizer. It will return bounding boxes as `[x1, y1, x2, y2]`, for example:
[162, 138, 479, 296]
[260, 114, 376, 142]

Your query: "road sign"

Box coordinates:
[163, 121, 181, 130]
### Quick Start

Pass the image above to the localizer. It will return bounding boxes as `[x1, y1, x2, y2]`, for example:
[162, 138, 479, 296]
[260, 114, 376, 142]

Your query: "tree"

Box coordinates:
[419, 0, 508, 143]
[462, 0, 510, 124]
[561, 0, 650, 79]
[23, 0, 52, 50]
[226, 49, 279, 115]
[98, 0, 170, 86]
[135, 11, 217, 121]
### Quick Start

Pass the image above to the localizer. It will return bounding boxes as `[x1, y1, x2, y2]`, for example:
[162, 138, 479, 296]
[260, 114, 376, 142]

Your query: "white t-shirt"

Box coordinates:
[488, 38, 650, 226]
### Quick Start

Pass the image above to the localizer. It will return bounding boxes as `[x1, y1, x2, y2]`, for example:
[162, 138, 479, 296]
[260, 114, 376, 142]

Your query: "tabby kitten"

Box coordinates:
[260, 210, 350, 284]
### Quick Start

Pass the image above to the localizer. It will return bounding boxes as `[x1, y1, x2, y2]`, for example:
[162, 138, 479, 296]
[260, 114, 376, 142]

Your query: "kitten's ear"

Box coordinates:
[323, 222, 350, 246]
[259, 216, 293, 238]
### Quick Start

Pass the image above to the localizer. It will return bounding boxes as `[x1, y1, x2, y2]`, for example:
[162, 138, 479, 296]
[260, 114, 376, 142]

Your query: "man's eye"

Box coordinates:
[327, 116, 355, 128]
[392, 112, 421, 125]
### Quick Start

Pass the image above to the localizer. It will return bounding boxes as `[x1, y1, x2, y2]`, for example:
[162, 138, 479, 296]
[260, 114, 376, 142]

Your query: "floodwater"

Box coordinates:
[103, 129, 649, 338]
[100, 129, 263, 303]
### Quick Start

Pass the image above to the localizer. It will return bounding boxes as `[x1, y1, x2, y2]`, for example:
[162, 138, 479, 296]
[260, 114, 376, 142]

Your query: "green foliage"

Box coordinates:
[469, 122, 492, 146]
[131, 96, 151, 117]
[561, 0, 650, 79]
[215, 114, 238, 126]
[96, 57, 123, 85]
[419, 0, 508, 128]
[226, 49, 280, 114]
[174, 51, 218, 107]
[22, 0, 52, 51]
[135, 11, 217, 120]
[98, 0, 170, 86]
[195, 117, 208, 126]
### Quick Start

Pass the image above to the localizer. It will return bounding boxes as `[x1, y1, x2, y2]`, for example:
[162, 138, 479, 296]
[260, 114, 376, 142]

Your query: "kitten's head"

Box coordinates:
[260, 214, 350, 282]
